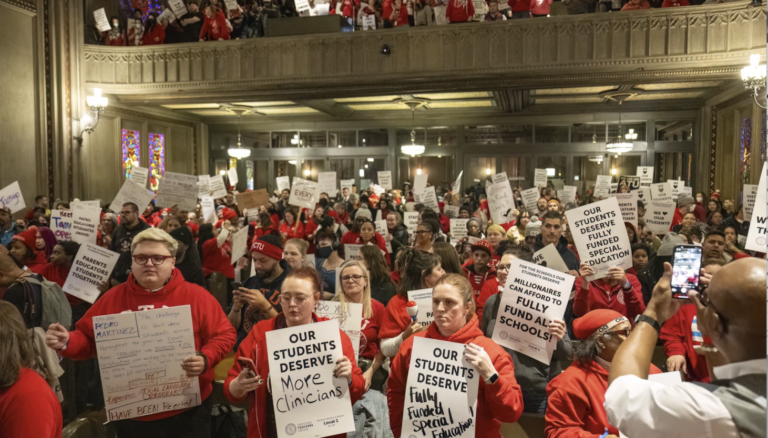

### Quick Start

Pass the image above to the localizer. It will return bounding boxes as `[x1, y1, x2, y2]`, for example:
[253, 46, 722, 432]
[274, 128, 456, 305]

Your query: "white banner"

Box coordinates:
[289, 177, 318, 209]
[521, 187, 539, 214]
[565, 197, 632, 280]
[608, 192, 639, 230]
[230, 226, 249, 265]
[400, 337, 479, 438]
[745, 162, 767, 252]
[71, 203, 101, 245]
[491, 259, 573, 364]
[276, 176, 291, 193]
[63, 243, 119, 303]
[131, 167, 149, 188]
[532, 243, 568, 273]
[266, 320, 355, 437]
[558, 185, 577, 205]
[209, 175, 228, 199]
[452, 171, 463, 196]
[316, 301, 363, 358]
[95, 306, 200, 421]
[636, 166, 654, 186]
[593, 175, 612, 198]
[93, 8, 111, 32]
[109, 179, 154, 214]
[744, 184, 759, 221]
[377, 171, 392, 190]
[51, 210, 73, 241]
[407, 288, 433, 326]
[644, 201, 676, 235]
[156, 172, 199, 212]
[651, 182, 673, 202]
[0, 181, 26, 214]
[227, 167, 239, 187]
[318, 172, 338, 196]
[534, 169, 548, 189]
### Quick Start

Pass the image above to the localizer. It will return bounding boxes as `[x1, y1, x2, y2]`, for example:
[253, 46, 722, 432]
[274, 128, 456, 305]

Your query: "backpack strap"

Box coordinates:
[15, 278, 39, 328]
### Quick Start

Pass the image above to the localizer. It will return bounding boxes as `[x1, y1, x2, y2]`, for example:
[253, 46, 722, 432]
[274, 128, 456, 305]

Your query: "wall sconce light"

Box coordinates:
[74, 88, 109, 145]
[359, 169, 364, 177]
[485, 168, 491, 175]
[304, 169, 310, 177]
[416, 168, 423, 175]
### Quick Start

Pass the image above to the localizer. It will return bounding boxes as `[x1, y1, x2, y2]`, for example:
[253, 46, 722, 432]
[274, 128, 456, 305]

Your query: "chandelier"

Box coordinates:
[227, 107, 251, 159]
[741, 54, 766, 109]
[588, 155, 604, 163]
[399, 99, 427, 157]
[606, 113, 633, 155]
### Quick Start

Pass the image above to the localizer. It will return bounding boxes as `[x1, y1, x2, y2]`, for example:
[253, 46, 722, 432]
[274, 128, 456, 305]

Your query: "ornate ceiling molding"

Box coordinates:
[0, 0, 37, 16]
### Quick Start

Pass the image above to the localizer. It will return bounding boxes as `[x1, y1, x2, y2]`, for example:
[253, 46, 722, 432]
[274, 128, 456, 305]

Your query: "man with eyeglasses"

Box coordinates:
[46, 228, 236, 438]
[229, 234, 290, 350]
[110, 202, 150, 285]
[606, 258, 767, 438]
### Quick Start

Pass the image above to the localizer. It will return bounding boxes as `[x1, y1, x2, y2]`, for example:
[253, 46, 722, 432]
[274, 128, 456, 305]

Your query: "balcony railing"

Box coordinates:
[83, 1, 765, 100]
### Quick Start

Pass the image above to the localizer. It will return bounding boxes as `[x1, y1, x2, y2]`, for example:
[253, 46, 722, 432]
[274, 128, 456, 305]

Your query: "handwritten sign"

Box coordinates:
[289, 177, 318, 209]
[407, 288, 433, 326]
[404, 212, 419, 235]
[224, 0, 239, 10]
[487, 177, 515, 225]
[168, 0, 188, 16]
[197, 175, 210, 198]
[109, 179, 154, 214]
[235, 189, 269, 211]
[209, 175, 228, 199]
[565, 197, 631, 280]
[226, 168, 239, 188]
[200, 196, 216, 224]
[51, 210, 73, 241]
[421, 186, 440, 213]
[651, 182, 673, 202]
[401, 337, 479, 438]
[744, 184, 759, 221]
[452, 171, 463, 196]
[491, 259, 573, 364]
[266, 320, 355, 437]
[156, 172, 198, 212]
[593, 175, 612, 198]
[94, 306, 201, 421]
[94, 8, 111, 32]
[534, 169, 548, 189]
[71, 203, 101, 245]
[608, 192, 639, 229]
[276, 176, 291, 193]
[131, 167, 149, 188]
[63, 243, 119, 303]
[344, 244, 363, 261]
[745, 163, 767, 252]
[636, 166, 653, 186]
[316, 301, 363, 358]
[0, 181, 26, 214]
[230, 226, 249, 265]
[521, 187, 540, 214]
[532, 243, 568, 273]
[318, 172, 338, 197]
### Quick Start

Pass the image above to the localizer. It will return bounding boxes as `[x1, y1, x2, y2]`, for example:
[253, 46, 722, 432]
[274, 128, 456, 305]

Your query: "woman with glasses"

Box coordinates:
[335, 261, 388, 392]
[359, 245, 397, 306]
[388, 274, 524, 437]
[378, 248, 444, 357]
[225, 267, 365, 438]
[97, 212, 117, 249]
[413, 220, 438, 253]
[46, 228, 236, 437]
[545, 309, 661, 437]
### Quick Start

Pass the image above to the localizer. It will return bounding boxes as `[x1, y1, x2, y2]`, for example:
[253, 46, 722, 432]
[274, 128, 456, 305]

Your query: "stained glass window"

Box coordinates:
[246, 161, 254, 190]
[740, 117, 752, 186]
[121, 129, 140, 180]
[149, 133, 165, 193]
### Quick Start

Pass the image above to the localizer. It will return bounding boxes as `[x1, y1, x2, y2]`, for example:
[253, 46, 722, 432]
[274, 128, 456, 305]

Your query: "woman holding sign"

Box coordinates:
[388, 274, 524, 437]
[224, 267, 364, 438]
[279, 208, 305, 242]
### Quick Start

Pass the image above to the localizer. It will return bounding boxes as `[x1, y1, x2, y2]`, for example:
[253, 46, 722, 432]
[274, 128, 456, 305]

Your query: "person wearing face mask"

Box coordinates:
[545, 309, 661, 437]
[378, 248, 444, 357]
[103, 16, 126, 45]
[142, 11, 166, 45]
[388, 274, 524, 437]
[314, 231, 343, 299]
[304, 206, 326, 254]
[127, 9, 144, 46]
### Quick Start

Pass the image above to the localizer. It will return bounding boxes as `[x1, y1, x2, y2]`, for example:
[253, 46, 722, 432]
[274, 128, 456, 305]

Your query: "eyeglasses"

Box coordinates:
[414, 230, 431, 235]
[132, 255, 174, 266]
[497, 264, 511, 272]
[605, 328, 632, 338]
[699, 289, 729, 333]
[341, 274, 366, 283]
[280, 294, 310, 304]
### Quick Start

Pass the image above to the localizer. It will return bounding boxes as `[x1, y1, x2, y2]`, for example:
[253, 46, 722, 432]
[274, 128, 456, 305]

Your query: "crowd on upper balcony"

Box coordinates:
[96, 0, 733, 45]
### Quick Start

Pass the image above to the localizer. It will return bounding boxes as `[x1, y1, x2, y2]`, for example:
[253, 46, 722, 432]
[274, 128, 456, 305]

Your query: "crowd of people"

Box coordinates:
[0, 176, 764, 438]
[95, 0, 719, 46]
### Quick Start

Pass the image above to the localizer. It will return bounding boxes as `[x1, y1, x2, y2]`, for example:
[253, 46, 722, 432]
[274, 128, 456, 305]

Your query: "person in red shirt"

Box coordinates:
[545, 309, 661, 437]
[507, 0, 531, 18]
[214, 206, 238, 229]
[201, 225, 236, 281]
[39, 241, 85, 310]
[446, 0, 475, 22]
[102, 16, 127, 46]
[279, 207, 304, 241]
[574, 264, 646, 324]
[0, 301, 63, 438]
[620, 0, 650, 10]
[45, 228, 236, 436]
[141, 202, 160, 227]
[670, 195, 695, 231]
[382, 0, 409, 27]
[199, 4, 231, 41]
[462, 240, 497, 303]
[662, 0, 689, 6]
[252, 212, 277, 240]
[484, 0, 507, 20]
[142, 12, 166, 45]
[7, 227, 46, 275]
[304, 206, 325, 254]
[388, 274, 524, 437]
[224, 267, 364, 438]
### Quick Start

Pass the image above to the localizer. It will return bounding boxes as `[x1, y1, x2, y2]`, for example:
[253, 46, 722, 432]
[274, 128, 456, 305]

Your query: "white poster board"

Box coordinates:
[209, 175, 228, 200]
[608, 192, 639, 230]
[413, 174, 428, 201]
[318, 172, 338, 196]
[745, 163, 767, 252]
[404, 212, 419, 235]
[71, 203, 101, 245]
[487, 179, 516, 225]
[421, 186, 440, 212]
[407, 288, 434, 326]
[593, 175, 612, 198]
[201, 196, 217, 224]
[645, 201, 676, 235]
[226, 167, 238, 188]
[168, 0, 189, 16]
[636, 166, 654, 186]
[636, 187, 651, 206]
[63, 243, 119, 303]
[51, 209, 73, 241]
[534, 169, 548, 189]
[156, 172, 199, 212]
[452, 171, 463, 196]
[521, 187, 540, 214]
[444, 205, 460, 218]
[276, 176, 291, 193]
[667, 180, 683, 200]
[95, 306, 201, 421]
[400, 337, 479, 438]
[450, 218, 469, 245]
[743, 184, 759, 221]
[532, 243, 568, 273]
[558, 186, 577, 205]
[651, 182, 673, 202]
[0, 181, 26, 214]
[565, 197, 632, 280]
[94, 8, 111, 32]
[217, 227, 229, 248]
[374, 220, 392, 253]
[224, 0, 240, 10]
[344, 244, 363, 261]
[491, 259, 573, 364]
[230, 226, 249, 265]
[109, 179, 154, 214]
[266, 320, 355, 437]
[295, 0, 311, 11]
[377, 171, 392, 190]
[197, 175, 210, 198]
[316, 301, 363, 358]
[131, 167, 149, 188]
[289, 177, 318, 209]
[361, 14, 376, 29]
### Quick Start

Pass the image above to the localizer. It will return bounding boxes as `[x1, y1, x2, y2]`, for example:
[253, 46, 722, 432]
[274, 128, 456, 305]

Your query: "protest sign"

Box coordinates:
[401, 337, 479, 438]
[224, 0, 239, 10]
[534, 169, 548, 189]
[94, 8, 111, 32]
[362, 14, 376, 29]
[532, 243, 568, 273]
[209, 175, 228, 199]
[0, 181, 26, 214]
[608, 192, 639, 229]
[375, 220, 392, 253]
[444, 205, 460, 218]
[644, 201, 676, 235]
[372, 184, 386, 196]
[565, 197, 632, 280]
[407, 288, 433, 326]
[636, 187, 651, 205]
[745, 163, 767, 252]
[226, 168, 239, 187]
[491, 259, 573, 364]
[201, 197, 217, 224]
[667, 180, 683, 199]
[230, 226, 249, 264]
[340, 179, 354, 194]
[593, 175, 612, 198]
[557, 186, 577, 205]
[521, 187, 540, 214]
[681, 186, 692, 197]
[452, 171, 463, 196]
[377, 171, 392, 190]
[109, 179, 154, 214]
[487, 179, 516, 225]
[51, 210, 73, 241]
[610, 183, 618, 194]
[618, 176, 641, 191]
[71, 203, 101, 245]
[247, 208, 261, 225]
[289, 177, 318, 209]
[217, 228, 229, 248]
[63, 243, 119, 303]
[404, 212, 419, 234]
[95, 305, 200, 421]
[413, 174, 428, 202]
[276, 176, 291, 193]
[318, 172, 338, 196]
[168, 0, 188, 16]
[344, 244, 363, 261]
[421, 186, 440, 212]
[131, 167, 149, 188]
[197, 175, 210, 198]
[266, 320, 355, 437]
[450, 219, 469, 245]
[295, 0, 310, 11]
[636, 166, 654, 186]
[72, 200, 101, 209]
[316, 301, 363, 358]
[744, 184, 759, 221]
[156, 172, 198, 211]
[651, 182, 673, 202]
[235, 189, 269, 211]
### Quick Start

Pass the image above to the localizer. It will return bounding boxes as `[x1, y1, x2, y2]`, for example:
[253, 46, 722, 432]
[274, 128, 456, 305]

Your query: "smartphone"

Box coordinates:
[237, 357, 257, 378]
[671, 244, 702, 299]
[232, 281, 243, 290]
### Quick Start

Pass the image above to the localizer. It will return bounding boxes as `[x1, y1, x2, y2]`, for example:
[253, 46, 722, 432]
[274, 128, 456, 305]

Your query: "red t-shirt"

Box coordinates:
[0, 368, 62, 438]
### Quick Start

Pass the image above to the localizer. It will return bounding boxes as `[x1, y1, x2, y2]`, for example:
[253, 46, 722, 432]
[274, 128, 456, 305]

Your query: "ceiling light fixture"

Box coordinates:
[227, 107, 251, 159]
[742, 54, 767, 109]
[400, 100, 427, 157]
[367, 158, 374, 162]
[486, 168, 491, 175]
[416, 168, 423, 175]
[588, 155, 604, 164]
[606, 113, 633, 155]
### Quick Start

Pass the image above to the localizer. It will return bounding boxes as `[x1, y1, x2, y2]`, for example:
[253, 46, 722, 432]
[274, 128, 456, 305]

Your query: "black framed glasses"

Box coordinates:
[133, 255, 174, 266]
[414, 230, 431, 236]
[497, 264, 511, 272]
[341, 274, 366, 283]
[698, 289, 729, 334]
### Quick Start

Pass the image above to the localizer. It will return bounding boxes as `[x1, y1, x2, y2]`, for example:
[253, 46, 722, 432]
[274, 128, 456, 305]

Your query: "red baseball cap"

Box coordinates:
[470, 240, 493, 256]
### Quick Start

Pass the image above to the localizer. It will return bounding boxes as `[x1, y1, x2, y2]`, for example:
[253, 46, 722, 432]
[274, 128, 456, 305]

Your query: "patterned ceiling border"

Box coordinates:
[0, 0, 36, 15]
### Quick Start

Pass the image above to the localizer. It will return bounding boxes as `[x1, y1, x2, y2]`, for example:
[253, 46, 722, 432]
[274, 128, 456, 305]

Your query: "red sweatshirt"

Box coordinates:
[199, 11, 231, 41]
[201, 238, 235, 279]
[508, 0, 531, 10]
[379, 294, 410, 340]
[462, 263, 496, 303]
[573, 275, 645, 323]
[340, 231, 390, 264]
[224, 315, 365, 438]
[545, 360, 661, 438]
[0, 368, 62, 438]
[25, 251, 47, 275]
[476, 277, 500, 321]
[60, 269, 236, 421]
[360, 299, 386, 359]
[142, 24, 165, 45]
[279, 220, 305, 241]
[659, 304, 710, 382]
[446, 0, 475, 22]
[40, 263, 85, 306]
[304, 218, 322, 254]
[388, 316, 524, 437]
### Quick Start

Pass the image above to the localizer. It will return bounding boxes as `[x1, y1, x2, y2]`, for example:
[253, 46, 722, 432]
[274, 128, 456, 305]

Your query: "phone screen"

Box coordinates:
[671, 245, 702, 299]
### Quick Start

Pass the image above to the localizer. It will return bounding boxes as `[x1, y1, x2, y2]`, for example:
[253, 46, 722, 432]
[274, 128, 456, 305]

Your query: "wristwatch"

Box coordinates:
[484, 372, 499, 385]
[634, 314, 660, 334]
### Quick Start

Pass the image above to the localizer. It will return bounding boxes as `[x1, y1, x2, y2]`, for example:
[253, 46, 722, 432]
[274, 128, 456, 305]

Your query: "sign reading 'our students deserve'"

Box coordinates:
[565, 197, 631, 280]
[266, 320, 355, 438]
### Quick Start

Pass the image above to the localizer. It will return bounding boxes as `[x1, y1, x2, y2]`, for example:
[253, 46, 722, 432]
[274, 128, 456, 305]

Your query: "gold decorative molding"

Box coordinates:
[0, 0, 37, 16]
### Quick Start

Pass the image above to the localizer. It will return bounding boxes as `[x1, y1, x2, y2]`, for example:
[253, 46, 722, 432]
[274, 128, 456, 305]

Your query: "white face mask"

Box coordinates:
[696, 196, 703, 202]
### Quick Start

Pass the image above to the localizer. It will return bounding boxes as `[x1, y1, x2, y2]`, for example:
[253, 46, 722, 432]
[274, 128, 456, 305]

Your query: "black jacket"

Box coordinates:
[533, 234, 580, 271]
[110, 220, 151, 284]
[389, 223, 410, 263]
